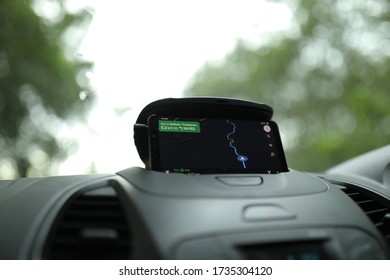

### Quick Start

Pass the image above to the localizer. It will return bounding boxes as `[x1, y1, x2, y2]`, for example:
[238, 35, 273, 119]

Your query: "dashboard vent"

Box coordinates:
[43, 185, 131, 259]
[338, 183, 390, 248]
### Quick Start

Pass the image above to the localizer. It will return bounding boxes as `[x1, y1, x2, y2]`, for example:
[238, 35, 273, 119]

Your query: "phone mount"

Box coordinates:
[134, 97, 273, 169]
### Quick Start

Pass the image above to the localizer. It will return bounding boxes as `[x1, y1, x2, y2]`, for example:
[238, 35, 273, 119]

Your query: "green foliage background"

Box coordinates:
[0, 0, 93, 178]
[1, 0, 389, 177]
[185, 0, 390, 171]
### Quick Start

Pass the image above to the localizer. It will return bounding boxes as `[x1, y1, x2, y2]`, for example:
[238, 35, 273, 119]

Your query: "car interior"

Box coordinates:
[0, 97, 389, 260]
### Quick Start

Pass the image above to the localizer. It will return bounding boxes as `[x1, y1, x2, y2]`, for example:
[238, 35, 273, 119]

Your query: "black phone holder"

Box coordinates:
[134, 97, 273, 169]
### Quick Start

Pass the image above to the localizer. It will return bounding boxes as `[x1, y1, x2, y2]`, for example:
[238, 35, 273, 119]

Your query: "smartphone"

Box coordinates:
[147, 115, 288, 174]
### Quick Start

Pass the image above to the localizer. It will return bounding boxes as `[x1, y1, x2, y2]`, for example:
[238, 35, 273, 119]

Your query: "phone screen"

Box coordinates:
[148, 116, 288, 174]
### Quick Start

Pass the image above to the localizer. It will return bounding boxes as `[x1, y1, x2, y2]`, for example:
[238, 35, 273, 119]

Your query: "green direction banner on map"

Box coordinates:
[159, 120, 201, 133]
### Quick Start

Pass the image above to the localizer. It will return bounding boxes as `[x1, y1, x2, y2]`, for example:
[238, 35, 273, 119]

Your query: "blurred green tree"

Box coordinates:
[185, 0, 390, 171]
[0, 0, 94, 178]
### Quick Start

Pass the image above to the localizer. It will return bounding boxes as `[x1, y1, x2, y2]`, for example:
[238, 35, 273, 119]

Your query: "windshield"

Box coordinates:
[1, 0, 389, 178]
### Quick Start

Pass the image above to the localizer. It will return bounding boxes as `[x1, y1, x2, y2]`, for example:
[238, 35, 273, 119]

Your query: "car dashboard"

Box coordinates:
[1, 98, 389, 260]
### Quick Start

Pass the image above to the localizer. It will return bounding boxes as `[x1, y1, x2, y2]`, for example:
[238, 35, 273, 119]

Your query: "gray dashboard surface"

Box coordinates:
[0, 167, 389, 259]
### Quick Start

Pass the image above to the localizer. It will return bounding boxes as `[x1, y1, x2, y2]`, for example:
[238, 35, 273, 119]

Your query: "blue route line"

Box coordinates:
[226, 120, 248, 169]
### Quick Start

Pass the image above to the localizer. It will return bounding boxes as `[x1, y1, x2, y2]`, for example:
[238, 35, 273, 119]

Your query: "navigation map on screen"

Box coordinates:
[150, 117, 288, 174]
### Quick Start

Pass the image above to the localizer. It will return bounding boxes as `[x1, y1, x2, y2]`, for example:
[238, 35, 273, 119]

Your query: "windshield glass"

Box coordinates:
[1, 0, 389, 178]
